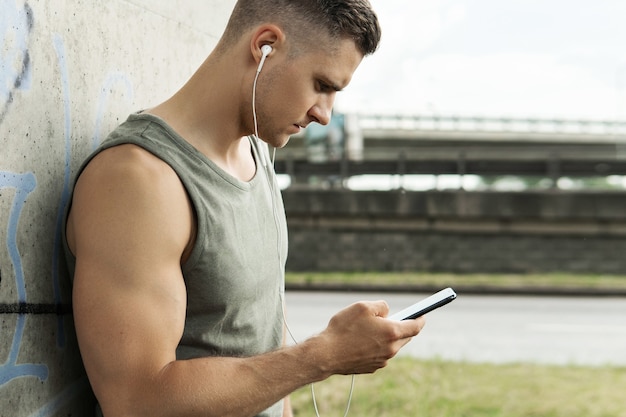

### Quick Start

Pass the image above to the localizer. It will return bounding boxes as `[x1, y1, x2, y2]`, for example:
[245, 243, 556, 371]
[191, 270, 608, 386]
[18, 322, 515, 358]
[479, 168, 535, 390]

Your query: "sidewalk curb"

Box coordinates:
[286, 283, 626, 297]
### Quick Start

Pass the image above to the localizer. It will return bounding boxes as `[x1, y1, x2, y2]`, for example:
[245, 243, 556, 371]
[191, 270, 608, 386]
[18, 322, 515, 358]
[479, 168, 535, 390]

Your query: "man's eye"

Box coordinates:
[317, 81, 333, 93]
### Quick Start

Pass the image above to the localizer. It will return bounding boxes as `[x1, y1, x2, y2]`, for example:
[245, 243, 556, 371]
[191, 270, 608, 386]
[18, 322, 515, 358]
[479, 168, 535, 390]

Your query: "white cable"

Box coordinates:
[252, 69, 261, 140]
[283, 309, 355, 417]
[252, 68, 270, 166]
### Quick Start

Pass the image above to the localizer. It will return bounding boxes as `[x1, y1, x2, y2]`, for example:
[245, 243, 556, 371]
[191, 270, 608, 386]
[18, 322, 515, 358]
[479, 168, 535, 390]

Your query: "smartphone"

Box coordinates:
[388, 287, 457, 321]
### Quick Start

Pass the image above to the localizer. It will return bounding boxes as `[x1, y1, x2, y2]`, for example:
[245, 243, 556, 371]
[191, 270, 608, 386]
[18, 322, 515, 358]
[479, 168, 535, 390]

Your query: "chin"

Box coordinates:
[269, 134, 291, 149]
[278, 136, 292, 148]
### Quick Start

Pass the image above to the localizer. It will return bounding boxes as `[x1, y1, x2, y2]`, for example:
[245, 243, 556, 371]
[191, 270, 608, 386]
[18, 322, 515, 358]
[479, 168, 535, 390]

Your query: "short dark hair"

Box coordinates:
[222, 0, 381, 56]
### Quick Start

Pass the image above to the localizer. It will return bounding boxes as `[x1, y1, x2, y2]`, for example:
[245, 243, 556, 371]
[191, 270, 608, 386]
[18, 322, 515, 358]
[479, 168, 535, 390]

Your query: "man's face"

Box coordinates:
[252, 38, 364, 148]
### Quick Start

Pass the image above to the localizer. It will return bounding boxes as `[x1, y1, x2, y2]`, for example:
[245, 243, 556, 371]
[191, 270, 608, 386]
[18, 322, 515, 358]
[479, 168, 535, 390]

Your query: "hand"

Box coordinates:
[314, 300, 425, 376]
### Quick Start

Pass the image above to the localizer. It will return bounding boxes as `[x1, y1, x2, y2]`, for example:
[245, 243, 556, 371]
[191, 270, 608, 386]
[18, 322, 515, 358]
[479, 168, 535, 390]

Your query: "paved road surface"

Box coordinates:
[284, 291, 626, 366]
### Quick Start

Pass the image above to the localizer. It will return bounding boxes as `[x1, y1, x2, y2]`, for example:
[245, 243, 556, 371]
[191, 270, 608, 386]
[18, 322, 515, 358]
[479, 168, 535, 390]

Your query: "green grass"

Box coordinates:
[291, 357, 626, 417]
[288, 272, 626, 414]
[286, 271, 626, 290]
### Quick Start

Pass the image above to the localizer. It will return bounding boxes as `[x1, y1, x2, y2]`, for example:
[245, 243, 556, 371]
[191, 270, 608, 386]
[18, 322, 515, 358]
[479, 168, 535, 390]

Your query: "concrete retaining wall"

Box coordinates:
[283, 189, 626, 274]
[0, 1, 234, 415]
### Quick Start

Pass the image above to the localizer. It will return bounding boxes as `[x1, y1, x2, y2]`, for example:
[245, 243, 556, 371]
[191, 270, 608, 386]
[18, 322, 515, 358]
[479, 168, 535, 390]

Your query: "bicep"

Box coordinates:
[73, 258, 186, 389]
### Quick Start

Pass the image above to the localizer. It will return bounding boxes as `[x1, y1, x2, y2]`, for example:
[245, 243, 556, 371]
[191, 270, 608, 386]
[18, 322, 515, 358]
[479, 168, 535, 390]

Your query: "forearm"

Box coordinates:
[90, 301, 423, 417]
[99, 340, 328, 417]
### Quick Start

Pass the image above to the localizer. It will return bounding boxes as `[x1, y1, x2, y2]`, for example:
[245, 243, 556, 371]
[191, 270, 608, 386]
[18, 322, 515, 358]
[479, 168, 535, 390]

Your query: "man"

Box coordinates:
[64, 1, 425, 416]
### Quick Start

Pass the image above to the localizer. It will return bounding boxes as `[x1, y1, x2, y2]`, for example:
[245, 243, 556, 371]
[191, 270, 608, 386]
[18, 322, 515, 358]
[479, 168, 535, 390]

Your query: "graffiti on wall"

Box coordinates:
[0, 0, 44, 387]
[1, 1, 135, 414]
[0, 0, 33, 124]
[0, 171, 45, 386]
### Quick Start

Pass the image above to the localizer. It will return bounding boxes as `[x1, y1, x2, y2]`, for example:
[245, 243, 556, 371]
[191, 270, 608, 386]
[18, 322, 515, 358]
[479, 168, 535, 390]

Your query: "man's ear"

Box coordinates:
[250, 24, 285, 65]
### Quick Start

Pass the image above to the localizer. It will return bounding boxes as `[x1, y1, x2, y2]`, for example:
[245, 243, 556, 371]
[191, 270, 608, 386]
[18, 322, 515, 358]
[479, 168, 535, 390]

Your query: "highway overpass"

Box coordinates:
[274, 114, 626, 184]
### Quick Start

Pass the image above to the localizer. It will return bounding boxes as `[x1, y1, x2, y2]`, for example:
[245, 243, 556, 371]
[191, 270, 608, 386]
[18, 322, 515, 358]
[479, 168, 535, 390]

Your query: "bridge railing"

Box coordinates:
[274, 114, 626, 185]
[357, 113, 626, 137]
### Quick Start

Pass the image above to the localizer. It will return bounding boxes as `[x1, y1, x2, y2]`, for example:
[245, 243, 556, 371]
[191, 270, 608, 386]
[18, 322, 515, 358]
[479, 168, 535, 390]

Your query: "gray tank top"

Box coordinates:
[64, 112, 288, 416]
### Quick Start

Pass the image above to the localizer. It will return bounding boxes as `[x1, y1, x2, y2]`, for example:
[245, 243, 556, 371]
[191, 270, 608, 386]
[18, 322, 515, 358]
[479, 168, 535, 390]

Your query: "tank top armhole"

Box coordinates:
[180, 185, 205, 274]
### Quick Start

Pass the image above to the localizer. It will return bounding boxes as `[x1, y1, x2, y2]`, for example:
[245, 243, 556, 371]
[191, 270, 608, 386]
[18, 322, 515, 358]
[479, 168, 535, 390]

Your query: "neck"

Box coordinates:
[148, 51, 257, 180]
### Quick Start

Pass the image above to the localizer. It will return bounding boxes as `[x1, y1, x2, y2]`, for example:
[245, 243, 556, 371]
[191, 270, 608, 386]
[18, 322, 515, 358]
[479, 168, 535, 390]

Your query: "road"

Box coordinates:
[284, 291, 626, 367]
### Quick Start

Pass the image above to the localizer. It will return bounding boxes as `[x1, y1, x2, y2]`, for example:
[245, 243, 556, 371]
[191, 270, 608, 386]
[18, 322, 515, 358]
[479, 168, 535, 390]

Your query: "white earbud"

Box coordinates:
[257, 45, 272, 73]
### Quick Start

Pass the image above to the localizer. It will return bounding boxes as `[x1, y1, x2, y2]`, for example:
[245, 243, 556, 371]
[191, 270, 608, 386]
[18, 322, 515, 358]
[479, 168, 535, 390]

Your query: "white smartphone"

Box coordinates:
[388, 287, 457, 321]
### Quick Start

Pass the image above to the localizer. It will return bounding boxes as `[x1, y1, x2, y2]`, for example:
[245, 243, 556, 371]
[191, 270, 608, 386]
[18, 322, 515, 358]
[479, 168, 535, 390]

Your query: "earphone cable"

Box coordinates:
[252, 70, 260, 140]
[283, 309, 355, 417]
[252, 67, 270, 166]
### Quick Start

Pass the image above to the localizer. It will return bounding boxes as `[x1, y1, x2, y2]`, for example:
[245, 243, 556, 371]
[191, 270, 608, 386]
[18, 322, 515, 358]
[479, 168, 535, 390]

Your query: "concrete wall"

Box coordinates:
[283, 189, 626, 274]
[0, 1, 234, 415]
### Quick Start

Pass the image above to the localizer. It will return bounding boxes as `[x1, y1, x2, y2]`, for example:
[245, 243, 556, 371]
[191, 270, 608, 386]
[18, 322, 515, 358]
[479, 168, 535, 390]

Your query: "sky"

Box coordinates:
[335, 0, 626, 121]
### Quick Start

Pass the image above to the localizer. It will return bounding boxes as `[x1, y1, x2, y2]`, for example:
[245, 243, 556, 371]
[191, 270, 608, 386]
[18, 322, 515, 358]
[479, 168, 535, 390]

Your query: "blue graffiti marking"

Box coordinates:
[51, 33, 72, 349]
[1, 172, 36, 304]
[0, 171, 49, 385]
[0, 0, 33, 123]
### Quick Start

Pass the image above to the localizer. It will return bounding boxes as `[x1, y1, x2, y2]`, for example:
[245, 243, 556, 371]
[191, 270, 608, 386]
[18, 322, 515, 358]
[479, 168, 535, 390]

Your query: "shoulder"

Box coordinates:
[74, 144, 190, 222]
[68, 143, 194, 259]
[76, 143, 185, 204]
[84, 143, 172, 181]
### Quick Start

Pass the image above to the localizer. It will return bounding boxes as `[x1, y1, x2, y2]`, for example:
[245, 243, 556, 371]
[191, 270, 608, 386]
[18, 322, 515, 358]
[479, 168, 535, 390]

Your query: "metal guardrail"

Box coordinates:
[357, 113, 626, 136]
[274, 114, 626, 183]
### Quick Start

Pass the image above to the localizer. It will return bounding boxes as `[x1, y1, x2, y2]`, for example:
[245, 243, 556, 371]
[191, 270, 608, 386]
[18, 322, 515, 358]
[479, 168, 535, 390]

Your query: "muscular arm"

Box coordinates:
[67, 145, 424, 417]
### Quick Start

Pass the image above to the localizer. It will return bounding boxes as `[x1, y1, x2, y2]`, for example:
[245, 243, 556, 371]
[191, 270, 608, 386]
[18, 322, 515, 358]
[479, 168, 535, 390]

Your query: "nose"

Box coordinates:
[308, 95, 334, 126]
